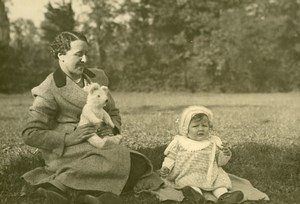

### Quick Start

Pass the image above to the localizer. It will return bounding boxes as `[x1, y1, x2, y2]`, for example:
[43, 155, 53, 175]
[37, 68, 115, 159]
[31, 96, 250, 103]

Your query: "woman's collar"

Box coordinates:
[53, 67, 96, 88]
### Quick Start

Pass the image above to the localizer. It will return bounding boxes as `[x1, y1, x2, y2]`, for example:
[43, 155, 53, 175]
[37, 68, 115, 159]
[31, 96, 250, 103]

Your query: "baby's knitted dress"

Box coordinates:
[163, 135, 231, 191]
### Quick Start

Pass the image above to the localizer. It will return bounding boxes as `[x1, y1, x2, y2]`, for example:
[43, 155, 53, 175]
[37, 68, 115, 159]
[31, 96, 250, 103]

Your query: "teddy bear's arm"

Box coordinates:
[82, 106, 103, 124]
[87, 133, 107, 149]
[102, 110, 115, 127]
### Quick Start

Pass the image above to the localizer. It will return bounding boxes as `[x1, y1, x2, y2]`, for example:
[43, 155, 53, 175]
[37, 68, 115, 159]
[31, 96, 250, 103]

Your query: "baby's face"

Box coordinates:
[187, 115, 210, 141]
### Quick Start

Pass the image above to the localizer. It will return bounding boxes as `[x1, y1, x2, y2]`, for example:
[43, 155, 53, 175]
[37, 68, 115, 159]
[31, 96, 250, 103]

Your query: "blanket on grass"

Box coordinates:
[141, 173, 270, 202]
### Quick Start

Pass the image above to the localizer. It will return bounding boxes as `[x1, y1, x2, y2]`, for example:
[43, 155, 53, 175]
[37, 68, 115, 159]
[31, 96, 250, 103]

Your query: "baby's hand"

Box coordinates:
[222, 147, 231, 156]
[220, 143, 232, 157]
[160, 167, 170, 178]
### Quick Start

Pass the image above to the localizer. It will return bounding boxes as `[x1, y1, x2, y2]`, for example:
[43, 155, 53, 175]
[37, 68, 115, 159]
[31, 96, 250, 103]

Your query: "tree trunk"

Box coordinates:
[183, 60, 189, 89]
[0, 0, 10, 48]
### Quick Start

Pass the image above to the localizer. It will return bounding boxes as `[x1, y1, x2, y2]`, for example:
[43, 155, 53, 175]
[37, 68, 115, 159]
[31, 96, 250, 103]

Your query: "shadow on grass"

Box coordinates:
[1, 143, 299, 204]
[121, 105, 264, 115]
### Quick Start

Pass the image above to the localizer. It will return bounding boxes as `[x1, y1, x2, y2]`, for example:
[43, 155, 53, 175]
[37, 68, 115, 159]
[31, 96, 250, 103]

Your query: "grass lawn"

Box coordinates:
[0, 92, 299, 204]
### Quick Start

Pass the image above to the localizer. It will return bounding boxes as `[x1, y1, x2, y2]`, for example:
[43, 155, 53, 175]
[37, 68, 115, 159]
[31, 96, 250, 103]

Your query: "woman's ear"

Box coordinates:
[57, 53, 64, 61]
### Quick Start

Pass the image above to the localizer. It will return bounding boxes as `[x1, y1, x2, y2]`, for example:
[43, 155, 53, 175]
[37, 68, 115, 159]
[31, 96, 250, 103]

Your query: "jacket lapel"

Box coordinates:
[53, 67, 94, 109]
[59, 77, 88, 109]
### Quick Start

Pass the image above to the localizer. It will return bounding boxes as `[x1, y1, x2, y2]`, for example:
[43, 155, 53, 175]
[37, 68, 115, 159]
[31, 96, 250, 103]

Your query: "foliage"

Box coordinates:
[2, 0, 300, 93]
[0, 19, 52, 93]
[0, 1, 73, 93]
[214, 0, 300, 92]
[0, 0, 10, 47]
[41, 1, 75, 42]
[109, 0, 300, 92]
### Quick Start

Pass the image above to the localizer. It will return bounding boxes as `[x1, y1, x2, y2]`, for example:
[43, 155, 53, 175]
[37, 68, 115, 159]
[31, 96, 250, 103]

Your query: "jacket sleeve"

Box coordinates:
[105, 91, 121, 134]
[22, 77, 65, 156]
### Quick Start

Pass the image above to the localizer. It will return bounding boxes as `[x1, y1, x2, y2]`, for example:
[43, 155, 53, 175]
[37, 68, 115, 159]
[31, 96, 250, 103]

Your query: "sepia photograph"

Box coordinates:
[0, 0, 299, 203]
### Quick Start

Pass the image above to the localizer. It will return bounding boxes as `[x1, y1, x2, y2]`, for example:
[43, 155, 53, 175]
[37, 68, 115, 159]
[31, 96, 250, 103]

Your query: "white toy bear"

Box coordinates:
[78, 83, 122, 149]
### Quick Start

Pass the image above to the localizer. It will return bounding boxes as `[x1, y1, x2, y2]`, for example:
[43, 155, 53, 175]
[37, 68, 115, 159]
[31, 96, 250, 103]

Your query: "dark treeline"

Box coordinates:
[1, 0, 300, 93]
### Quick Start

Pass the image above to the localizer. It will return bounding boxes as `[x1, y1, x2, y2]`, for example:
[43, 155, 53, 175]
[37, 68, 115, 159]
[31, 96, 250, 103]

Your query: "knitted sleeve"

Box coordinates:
[162, 136, 180, 170]
[217, 147, 232, 166]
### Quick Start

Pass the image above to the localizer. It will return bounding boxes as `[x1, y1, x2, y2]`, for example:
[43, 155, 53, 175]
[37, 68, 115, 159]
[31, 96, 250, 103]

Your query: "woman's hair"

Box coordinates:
[50, 31, 88, 59]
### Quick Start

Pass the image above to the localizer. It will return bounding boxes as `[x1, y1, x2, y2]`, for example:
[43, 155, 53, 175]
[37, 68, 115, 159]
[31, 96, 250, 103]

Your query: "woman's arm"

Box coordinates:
[22, 87, 66, 156]
[22, 78, 95, 156]
[23, 95, 96, 156]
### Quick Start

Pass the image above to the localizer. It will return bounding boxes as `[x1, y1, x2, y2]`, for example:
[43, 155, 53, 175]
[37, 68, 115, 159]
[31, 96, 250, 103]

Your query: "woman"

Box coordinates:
[21, 31, 161, 204]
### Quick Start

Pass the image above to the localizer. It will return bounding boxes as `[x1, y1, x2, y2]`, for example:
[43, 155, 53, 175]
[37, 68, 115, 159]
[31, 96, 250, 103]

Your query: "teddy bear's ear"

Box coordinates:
[101, 86, 109, 94]
[89, 83, 101, 94]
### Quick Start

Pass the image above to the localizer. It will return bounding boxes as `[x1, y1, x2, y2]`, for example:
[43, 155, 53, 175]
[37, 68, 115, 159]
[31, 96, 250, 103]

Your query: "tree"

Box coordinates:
[215, 0, 300, 92]
[45, 0, 300, 92]
[41, 1, 75, 42]
[0, 0, 11, 93]
[120, 0, 228, 91]
[76, 0, 131, 89]
[0, 18, 51, 93]
[79, 0, 124, 66]
[0, 0, 10, 52]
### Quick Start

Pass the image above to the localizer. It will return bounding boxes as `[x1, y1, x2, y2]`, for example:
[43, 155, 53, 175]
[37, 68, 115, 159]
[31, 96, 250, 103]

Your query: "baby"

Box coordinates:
[160, 106, 243, 204]
[79, 83, 122, 149]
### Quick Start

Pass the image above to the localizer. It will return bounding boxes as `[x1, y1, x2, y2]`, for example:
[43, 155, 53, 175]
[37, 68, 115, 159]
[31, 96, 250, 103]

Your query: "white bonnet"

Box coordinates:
[178, 106, 213, 136]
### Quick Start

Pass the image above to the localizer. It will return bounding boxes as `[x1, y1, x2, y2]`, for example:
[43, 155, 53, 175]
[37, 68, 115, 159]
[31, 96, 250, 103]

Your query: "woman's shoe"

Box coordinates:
[79, 192, 123, 204]
[217, 191, 244, 204]
[36, 187, 69, 204]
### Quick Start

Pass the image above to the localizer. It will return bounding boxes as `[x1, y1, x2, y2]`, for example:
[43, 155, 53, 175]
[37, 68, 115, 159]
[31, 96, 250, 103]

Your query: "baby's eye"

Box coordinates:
[97, 95, 100, 97]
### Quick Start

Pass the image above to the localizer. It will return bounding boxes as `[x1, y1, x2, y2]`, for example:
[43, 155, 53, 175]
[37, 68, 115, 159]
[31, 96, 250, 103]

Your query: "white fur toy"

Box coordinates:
[79, 83, 122, 149]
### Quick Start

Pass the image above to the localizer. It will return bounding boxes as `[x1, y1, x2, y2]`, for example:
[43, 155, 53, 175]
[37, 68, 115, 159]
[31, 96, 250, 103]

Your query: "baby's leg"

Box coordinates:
[214, 187, 244, 203]
[191, 186, 203, 195]
[212, 187, 228, 198]
[87, 133, 107, 149]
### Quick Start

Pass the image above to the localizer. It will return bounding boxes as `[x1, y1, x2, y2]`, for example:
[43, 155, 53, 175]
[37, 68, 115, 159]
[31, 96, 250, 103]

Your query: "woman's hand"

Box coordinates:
[96, 124, 114, 137]
[160, 167, 170, 178]
[65, 123, 96, 146]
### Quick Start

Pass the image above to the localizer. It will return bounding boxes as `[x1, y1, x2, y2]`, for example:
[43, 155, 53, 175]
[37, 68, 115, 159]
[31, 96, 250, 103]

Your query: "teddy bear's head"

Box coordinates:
[86, 83, 109, 108]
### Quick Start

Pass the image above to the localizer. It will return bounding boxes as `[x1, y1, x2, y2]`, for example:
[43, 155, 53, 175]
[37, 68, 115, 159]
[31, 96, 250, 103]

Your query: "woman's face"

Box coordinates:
[187, 115, 210, 141]
[58, 40, 88, 79]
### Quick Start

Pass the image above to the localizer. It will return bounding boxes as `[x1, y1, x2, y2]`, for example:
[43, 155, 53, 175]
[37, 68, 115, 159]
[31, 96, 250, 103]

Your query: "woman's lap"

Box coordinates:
[22, 143, 153, 195]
